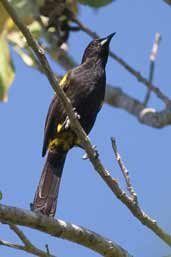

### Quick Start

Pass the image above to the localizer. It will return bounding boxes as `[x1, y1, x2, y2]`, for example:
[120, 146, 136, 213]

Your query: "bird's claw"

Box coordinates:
[63, 116, 70, 130]
[62, 107, 80, 130]
[73, 107, 81, 120]
[82, 145, 99, 160]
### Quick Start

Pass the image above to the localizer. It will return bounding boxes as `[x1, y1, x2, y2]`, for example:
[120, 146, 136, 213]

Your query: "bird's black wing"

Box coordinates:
[42, 72, 72, 157]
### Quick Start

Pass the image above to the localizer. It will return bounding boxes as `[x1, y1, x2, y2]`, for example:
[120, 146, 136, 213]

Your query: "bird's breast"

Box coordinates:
[74, 76, 106, 134]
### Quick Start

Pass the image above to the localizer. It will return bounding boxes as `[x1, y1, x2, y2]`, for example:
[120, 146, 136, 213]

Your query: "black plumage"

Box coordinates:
[31, 33, 115, 216]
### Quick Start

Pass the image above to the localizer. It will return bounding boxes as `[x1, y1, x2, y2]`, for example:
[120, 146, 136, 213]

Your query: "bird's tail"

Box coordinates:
[31, 149, 67, 217]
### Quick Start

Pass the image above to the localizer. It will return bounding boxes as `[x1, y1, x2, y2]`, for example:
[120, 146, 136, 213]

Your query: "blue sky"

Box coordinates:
[0, 1, 171, 257]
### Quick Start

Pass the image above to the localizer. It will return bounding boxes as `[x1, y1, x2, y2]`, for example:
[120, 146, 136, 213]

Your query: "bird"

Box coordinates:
[31, 32, 115, 217]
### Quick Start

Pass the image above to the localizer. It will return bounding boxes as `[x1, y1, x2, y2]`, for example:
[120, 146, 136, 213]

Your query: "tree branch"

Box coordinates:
[0, 204, 132, 257]
[9, 224, 34, 247]
[2, 0, 171, 248]
[0, 239, 26, 251]
[45, 244, 51, 256]
[111, 137, 137, 203]
[105, 85, 171, 128]
[73, 18, 170, 105]
[0, 224, 57, 257]
[143, 32, 161, 106]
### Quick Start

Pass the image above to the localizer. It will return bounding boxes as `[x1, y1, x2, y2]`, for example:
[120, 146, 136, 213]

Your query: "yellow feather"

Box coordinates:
[48, 129, 80, 152]
[48, 138, 58, 151]
[57, 123, 63, 133]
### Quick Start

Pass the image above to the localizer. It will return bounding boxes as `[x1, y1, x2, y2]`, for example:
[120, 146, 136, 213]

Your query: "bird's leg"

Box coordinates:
[82, 145, 99, 160]
[62, 107, 80, 130]
[72, 107, 81, 120]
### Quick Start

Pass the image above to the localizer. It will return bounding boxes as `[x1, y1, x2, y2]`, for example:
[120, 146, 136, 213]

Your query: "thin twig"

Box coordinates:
[73, 17, 170, 105]
[72, 18, 98, 39]
[0, 239, 25, 251]
[111, 137, 137, 204]
[143, 32, 161, 106]
[45, 244, 50, 256]
[0, 225, 57, 257]
[2, 0, 171, 248]
[9, 224, 34, 247]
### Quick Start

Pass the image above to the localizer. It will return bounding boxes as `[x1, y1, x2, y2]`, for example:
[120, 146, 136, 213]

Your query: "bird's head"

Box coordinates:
[81, 33, 116, 66]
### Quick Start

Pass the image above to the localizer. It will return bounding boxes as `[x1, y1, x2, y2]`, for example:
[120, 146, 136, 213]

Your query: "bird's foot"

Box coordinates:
[62, 107, 80, 130]
[62, 116, 70, 130]
[72, 107, 81, 120]
[82, 145, 99, 160]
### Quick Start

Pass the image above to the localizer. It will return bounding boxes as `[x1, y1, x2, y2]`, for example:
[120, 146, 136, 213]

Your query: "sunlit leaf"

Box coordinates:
[79, 0, 113, 8]
[0, 3, 11, 33]
[10, 0, 36, 25]
[14, 46, 35, 67]
[35, 0, 44, 7]
[0, 32, 15, 102]
[28, 21, 42, 39]
[0, 191, 2, 200]
[67, 0, 78, 14]
[8, 30, 26, 48]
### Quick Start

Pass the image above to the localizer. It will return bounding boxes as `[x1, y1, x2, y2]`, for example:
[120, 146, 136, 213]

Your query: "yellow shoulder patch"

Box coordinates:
[57, 123, 63, 133]
[59, 73, 69, 87]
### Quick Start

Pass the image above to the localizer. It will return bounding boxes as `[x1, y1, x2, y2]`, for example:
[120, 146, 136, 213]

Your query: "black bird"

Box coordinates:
[32, 33, 115, 216]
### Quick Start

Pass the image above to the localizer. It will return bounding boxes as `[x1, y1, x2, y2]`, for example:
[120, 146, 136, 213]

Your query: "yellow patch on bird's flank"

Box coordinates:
[48, 135, 72, 152]
[48, 131, 80, 152]
[59, 73, 68, 87]
[57, 123, 63, 133]
[48, 138, 58, 151]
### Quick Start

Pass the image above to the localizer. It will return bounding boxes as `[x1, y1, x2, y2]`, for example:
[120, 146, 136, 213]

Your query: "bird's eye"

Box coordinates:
[91, 42, 96, 47]
[91, 39, 99, 47]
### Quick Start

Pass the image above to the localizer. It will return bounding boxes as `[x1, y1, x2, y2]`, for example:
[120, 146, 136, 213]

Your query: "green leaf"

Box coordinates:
[0, 191, 2, 200]
[0, 32, 15, 102]
[10, 0, 36, 25]
[28, 21, 42, 39]
[79, 0, 113, 8]
[164, 0, 171, 5]
[0, 3, 10, 33]
[14, 46, 35, 67]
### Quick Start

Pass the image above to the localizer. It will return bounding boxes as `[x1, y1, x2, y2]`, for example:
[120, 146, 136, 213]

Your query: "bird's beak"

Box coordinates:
[100, 32, 116, 46]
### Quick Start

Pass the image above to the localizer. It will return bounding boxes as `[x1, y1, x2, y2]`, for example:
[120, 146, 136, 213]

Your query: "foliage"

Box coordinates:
[0, 0, 114, 101]
[0, 191, 2, 200]
[78, 0, 113, 8]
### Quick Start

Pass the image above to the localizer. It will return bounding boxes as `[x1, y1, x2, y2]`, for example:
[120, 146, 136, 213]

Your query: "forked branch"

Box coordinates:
[0, 204, 132, 257]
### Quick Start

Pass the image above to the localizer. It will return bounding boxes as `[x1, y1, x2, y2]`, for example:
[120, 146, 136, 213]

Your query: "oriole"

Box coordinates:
[32, 33, 115, 216]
